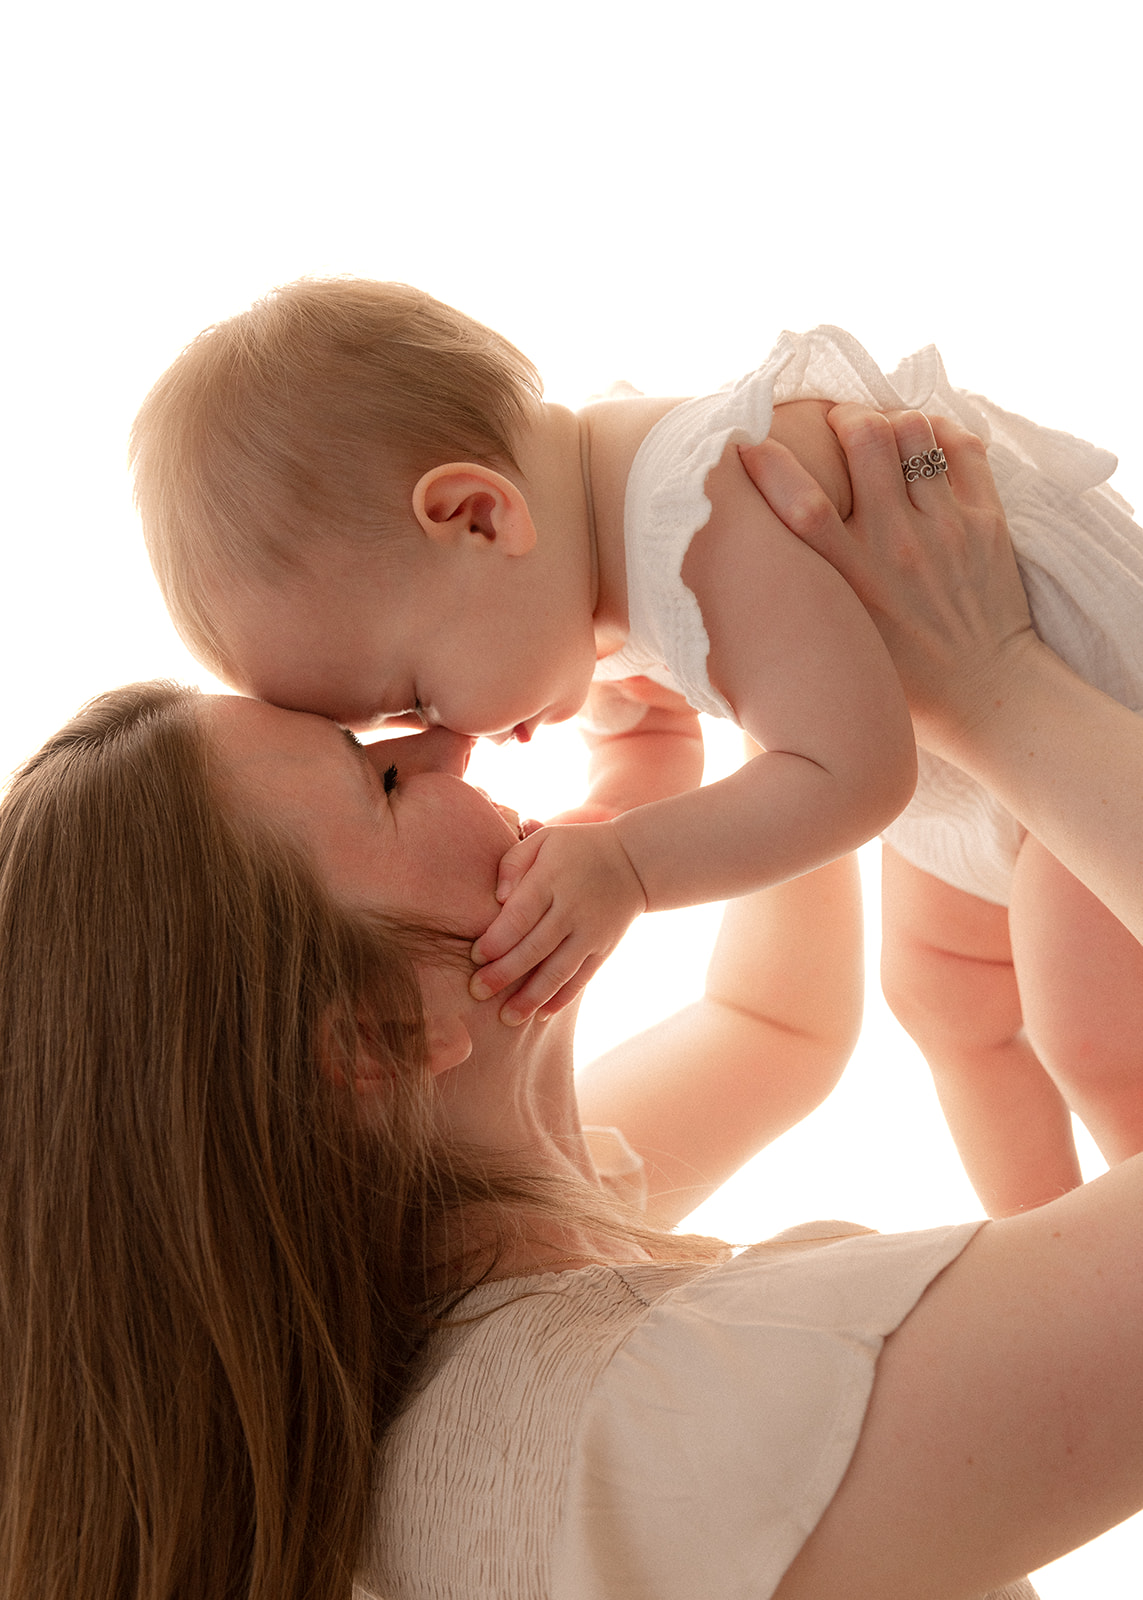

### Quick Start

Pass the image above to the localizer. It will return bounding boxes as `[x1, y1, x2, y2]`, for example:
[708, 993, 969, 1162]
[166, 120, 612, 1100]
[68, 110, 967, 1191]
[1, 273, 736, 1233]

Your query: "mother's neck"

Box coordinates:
[430, 1003, 654, 1277]
[436, 1002, 596, 1184]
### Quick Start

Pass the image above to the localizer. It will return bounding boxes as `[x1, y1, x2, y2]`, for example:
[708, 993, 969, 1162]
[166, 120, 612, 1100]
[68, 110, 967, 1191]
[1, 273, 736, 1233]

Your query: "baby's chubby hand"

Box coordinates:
[469, 823, 647, 1025]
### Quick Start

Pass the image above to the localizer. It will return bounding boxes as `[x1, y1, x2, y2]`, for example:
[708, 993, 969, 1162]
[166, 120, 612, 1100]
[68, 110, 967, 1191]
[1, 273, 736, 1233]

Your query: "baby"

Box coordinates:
[132, 277, 1143, 1217]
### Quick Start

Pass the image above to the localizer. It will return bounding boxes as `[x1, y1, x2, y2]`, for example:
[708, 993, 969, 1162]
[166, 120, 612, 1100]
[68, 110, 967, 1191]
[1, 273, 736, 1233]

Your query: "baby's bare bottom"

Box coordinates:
[880, 840, 1143, 1216]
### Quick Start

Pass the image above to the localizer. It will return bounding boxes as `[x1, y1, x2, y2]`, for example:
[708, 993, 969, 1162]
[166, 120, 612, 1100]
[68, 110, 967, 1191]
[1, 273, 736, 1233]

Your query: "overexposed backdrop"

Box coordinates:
[4, 1, 1139, 1590]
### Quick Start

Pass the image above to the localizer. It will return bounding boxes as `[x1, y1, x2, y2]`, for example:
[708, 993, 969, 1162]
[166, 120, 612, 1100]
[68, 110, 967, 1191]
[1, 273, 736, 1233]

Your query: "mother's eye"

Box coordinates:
[383, 764, 398, 794]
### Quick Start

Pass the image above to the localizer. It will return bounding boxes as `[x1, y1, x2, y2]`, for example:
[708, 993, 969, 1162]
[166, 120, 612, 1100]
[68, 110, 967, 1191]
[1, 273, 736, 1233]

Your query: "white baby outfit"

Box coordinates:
[594, 326, 1143, 905]
[356, 1134, 1038, 1599]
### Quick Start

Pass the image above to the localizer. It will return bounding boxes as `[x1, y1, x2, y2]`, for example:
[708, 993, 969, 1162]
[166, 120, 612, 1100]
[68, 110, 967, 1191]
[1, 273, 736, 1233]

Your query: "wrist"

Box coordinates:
[915, 630, 1065, 772]
[607, 812, 653, 913]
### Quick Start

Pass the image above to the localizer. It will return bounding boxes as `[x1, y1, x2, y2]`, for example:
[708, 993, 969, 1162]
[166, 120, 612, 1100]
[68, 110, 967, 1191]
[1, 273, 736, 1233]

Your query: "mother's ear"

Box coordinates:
[411, 463, 537, 556]
[318, 1007, 473, 1096]
[421, 1014, 474, 1079]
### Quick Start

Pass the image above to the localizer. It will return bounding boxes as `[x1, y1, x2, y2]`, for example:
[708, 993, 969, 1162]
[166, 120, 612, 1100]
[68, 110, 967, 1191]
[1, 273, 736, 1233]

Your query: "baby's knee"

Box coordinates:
[880, 928, 1023, 1056]
[1021, 988, 1143, 1093]
[880, 936, 952, 1039]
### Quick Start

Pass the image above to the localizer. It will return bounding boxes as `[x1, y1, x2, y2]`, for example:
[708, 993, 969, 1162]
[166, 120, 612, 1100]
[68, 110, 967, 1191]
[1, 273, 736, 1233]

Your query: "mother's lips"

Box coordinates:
[496, 804, 526, 840]
[472, 785, 528, 840]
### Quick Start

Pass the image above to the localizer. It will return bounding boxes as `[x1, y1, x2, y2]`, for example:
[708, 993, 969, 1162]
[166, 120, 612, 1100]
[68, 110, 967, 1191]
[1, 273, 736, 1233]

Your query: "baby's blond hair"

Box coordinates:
[130, 278, 543, 678]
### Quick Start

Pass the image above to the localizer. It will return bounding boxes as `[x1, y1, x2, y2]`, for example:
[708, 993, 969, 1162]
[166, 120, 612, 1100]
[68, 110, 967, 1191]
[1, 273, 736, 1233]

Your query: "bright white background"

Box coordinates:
[3, 1, 1139, 1590]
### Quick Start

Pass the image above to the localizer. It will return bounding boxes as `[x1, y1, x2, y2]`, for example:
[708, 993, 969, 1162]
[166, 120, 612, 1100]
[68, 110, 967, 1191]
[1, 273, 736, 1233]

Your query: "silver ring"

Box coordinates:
[901, 447, 948, 483]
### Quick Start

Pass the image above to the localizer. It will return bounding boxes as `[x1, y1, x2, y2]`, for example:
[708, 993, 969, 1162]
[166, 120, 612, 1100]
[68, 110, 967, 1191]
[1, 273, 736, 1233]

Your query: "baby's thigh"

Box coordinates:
[880, 845, 1022, 1050]
[1009, 836, 1143, 1109]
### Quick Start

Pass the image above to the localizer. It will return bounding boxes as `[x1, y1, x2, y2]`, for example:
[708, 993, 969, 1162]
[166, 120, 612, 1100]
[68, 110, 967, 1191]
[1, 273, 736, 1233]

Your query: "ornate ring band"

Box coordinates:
[901, 447, 948, 483]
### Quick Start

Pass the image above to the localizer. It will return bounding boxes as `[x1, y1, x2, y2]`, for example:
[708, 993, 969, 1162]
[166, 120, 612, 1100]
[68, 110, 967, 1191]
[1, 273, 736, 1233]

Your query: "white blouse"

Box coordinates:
[356, 1208, 1039, 1597]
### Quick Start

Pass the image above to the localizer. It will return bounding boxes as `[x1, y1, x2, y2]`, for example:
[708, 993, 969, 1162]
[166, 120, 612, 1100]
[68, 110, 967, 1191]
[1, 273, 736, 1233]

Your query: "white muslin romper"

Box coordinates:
[594, 326, 1143, 905]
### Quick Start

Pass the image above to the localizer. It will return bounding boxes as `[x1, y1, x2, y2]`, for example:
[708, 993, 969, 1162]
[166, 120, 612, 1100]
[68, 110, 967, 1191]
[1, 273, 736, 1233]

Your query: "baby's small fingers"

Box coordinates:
[470, 898, 569, 998]
[471, 881, 551, 967]
[470, 918, 546, 991]
[499, 944, 590, 1027]
[468, 953, 520, 1002]
[493, 834, 543, 903]
[536, 955, 608, 1020]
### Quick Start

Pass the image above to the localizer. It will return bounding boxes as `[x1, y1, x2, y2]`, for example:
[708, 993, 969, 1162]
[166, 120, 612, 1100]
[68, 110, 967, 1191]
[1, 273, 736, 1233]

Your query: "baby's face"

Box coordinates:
[218, 543, 599, 742]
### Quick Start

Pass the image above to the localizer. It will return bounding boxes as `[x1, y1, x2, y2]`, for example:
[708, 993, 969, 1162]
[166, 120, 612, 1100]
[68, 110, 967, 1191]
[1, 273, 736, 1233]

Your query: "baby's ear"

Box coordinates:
[411, 463, 536, 555]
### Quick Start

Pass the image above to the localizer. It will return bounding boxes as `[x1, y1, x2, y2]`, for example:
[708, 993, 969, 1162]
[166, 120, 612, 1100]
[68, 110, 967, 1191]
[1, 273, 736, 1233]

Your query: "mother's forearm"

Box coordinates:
[936, 638, 1143, 945]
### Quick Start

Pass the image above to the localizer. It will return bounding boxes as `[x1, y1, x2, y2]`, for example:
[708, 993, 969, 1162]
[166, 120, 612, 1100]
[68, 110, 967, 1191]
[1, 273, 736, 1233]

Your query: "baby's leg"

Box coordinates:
[1009, 835, 1143, 1165]
[880, 844, 1081, 1216]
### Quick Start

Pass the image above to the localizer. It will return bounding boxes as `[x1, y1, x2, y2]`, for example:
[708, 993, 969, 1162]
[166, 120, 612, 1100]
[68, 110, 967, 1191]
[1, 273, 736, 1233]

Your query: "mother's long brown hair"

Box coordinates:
[0, 682, 477, 1599]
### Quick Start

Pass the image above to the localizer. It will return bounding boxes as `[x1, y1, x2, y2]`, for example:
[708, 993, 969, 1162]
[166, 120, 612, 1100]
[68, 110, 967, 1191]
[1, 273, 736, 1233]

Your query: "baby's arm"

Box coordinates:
[549, 676, 705, 824]
[472, 403, 916, 1022]
[576, 836, 862, 1224]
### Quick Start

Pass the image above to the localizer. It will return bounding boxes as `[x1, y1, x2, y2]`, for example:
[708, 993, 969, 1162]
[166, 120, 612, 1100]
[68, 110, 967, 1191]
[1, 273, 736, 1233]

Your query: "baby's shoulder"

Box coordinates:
[577, 392, 690, 466]
[577, 393, 691, 547]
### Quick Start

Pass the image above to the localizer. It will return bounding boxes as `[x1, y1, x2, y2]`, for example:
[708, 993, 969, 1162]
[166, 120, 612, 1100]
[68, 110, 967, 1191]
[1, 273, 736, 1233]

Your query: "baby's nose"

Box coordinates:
[362, 726, 474, 780]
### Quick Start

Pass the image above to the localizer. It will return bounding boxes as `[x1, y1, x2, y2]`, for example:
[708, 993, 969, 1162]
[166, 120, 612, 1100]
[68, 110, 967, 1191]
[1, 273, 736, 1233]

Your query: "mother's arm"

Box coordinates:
[776, 1152, 1143, 1598]
[742, 405, 1143, 945]
[576, 747, 864, 1227]
[740, 406, 1143, 1595]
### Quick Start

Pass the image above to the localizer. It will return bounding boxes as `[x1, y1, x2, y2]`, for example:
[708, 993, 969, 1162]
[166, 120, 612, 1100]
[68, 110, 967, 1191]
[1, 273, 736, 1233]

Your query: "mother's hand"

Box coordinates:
[739, 405, 1037, 763]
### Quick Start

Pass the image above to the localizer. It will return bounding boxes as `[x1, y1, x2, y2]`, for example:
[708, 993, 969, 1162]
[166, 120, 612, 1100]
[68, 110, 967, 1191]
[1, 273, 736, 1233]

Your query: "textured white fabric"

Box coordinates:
[355, 1220, 989, 1599]
[595, 326, 1143, 904]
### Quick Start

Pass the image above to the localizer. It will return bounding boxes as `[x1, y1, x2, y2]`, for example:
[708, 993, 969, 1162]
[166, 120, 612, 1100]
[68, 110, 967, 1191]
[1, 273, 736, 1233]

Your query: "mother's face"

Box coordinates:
[207, 697, 522, 934]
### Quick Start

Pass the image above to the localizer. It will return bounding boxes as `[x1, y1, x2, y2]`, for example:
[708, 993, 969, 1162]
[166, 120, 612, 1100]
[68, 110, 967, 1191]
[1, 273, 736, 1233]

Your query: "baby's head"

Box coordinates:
[130, 278, 548, 709]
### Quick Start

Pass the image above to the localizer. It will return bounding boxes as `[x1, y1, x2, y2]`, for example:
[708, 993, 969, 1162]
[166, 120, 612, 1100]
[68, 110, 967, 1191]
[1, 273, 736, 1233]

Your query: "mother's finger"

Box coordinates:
[929, 415, 1005, 516]
[892, 408, 952, 498]
[825, 405, 939, 522]
[736, 436, 851, 566]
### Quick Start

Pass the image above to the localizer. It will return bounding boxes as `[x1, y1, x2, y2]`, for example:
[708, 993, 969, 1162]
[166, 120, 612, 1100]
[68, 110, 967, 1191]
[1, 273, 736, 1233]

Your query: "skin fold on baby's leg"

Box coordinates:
[880, 844, 1082, 1217]
[1009, 833, 1143, 1166]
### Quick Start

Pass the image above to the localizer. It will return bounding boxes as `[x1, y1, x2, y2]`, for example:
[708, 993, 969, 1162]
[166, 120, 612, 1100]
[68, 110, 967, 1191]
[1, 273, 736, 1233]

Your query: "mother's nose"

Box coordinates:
[361, 726, 474, 780]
